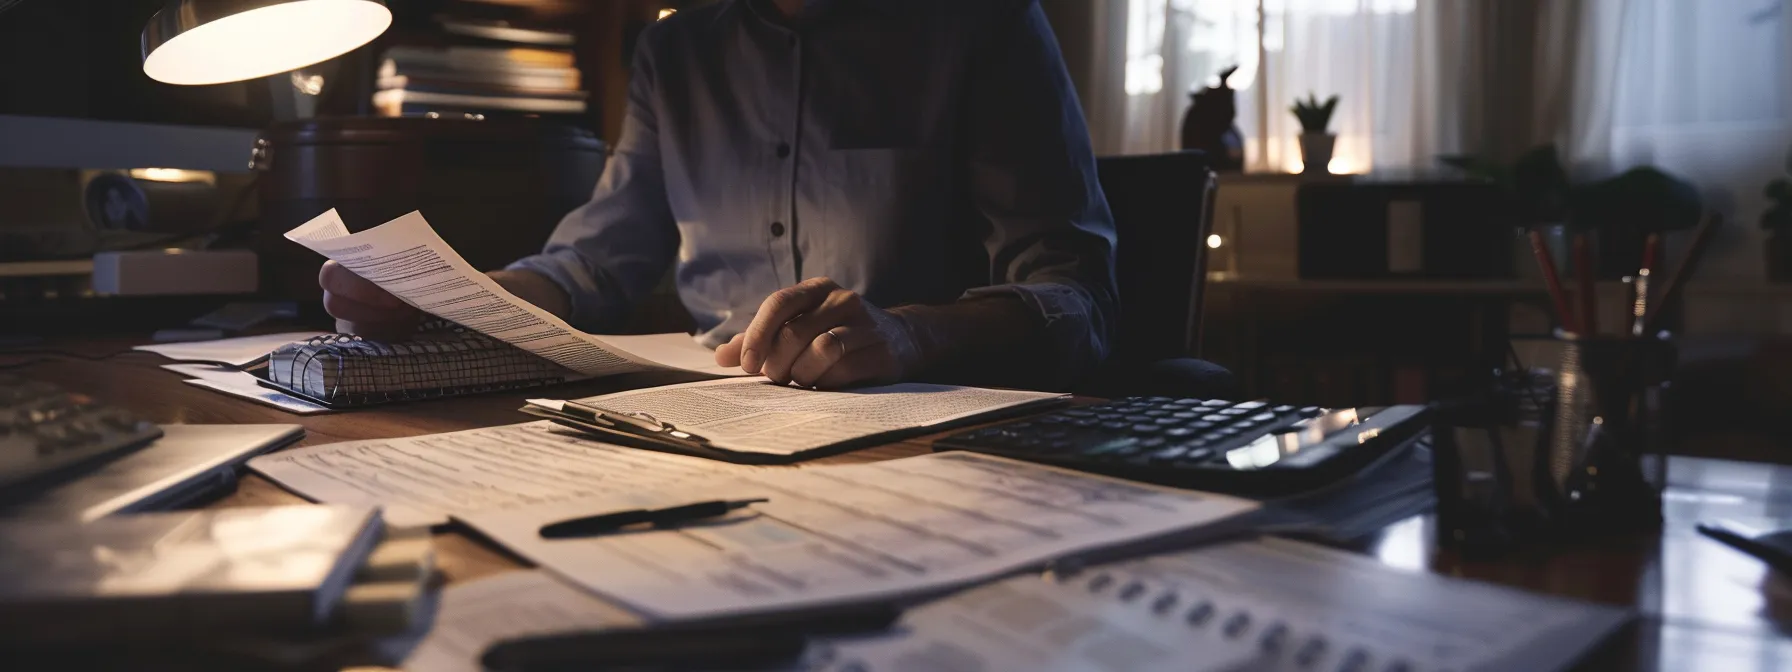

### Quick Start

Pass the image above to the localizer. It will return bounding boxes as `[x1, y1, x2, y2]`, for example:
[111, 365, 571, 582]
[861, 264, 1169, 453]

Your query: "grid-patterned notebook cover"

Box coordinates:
[254, 322, 580, 408]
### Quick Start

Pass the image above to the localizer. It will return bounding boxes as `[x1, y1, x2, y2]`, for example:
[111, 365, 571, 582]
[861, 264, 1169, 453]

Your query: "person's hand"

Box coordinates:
[714, 277, 923, 389]
[319, 260, 421, 341]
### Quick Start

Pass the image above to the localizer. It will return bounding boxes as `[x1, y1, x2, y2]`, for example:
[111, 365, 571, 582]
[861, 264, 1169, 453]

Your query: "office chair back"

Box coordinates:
[1096, 151, 1219, 362]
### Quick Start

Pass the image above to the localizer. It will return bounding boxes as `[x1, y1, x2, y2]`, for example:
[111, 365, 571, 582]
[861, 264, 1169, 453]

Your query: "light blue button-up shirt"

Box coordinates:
[510, 0, 1118, 387]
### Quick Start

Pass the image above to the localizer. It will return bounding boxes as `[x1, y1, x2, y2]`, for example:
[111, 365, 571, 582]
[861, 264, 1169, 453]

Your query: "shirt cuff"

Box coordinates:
[961, 281, 1108, 381]
[506, 250, 615, 331]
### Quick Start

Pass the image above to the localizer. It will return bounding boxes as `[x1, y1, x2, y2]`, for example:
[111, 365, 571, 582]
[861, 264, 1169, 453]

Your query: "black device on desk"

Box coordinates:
[0, 375, 163, 500]
[935, 397, 1428, 496]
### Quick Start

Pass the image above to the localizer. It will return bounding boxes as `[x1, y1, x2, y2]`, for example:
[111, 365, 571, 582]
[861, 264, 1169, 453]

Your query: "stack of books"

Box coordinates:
[373, 18, 587, 123]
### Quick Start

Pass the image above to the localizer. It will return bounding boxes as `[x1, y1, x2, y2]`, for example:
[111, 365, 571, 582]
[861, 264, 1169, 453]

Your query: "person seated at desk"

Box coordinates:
[320, 0, 1116, 392]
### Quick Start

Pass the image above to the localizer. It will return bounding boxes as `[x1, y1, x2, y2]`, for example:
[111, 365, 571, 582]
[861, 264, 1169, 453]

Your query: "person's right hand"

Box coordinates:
[319, 260, 421, 341]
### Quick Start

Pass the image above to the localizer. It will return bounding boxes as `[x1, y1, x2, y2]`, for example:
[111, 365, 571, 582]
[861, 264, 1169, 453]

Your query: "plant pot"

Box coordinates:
[1299, 133, 1336, 174]
[1769, 232, 1792, 283]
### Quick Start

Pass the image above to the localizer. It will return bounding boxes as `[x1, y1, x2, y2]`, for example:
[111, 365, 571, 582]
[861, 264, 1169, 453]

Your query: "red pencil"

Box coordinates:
[1631, 233, 1663, 337]
[1641, 233, 1662, 274]
[1529, 230, 1579, 334]
[1573, 234, 1597, 336]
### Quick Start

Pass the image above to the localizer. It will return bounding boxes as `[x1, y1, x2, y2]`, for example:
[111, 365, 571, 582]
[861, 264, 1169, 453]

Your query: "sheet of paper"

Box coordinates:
[183, 378, 329, 415]
[396, 570, 636, 672]
[458, 452, 1257, 620]
[800, 538, 1628, 672]
[161, 362, 249, 383]
[284, 209, 660, 377]
[572, 378, 1066, 455]
[592, 332, 751, 377]
[1079, 538, 1632, 672]
[248, 421, 756, 527]
[795, 566, 1258, 672]
[133, 331, 325, 367]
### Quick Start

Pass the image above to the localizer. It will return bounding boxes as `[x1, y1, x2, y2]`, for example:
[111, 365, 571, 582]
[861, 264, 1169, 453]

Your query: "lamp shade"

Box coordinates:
[142, 0, 391, 86]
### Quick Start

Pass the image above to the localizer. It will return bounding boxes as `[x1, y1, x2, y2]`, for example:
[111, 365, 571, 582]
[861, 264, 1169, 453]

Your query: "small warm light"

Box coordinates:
[657, 8, 676, 19]
[144, 0, 392, 86]
[1206, 234, 1223, 249]
[130, 168, 216, 185]
[291, 72, 326, 96]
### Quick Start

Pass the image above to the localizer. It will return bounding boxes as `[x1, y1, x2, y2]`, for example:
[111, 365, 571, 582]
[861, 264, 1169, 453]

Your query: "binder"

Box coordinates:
[249, 322, 580, 408]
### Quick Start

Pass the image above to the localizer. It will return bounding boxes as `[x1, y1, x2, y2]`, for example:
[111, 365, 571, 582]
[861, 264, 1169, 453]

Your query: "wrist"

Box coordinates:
[886, 304, 944, 375]
[488, 269, 572, 319]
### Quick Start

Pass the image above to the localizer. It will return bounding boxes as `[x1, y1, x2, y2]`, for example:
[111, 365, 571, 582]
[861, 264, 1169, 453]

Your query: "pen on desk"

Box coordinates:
[1572, 233, 1598, 336]
[1529, 229, 1579, 334]
[1642, 213, 1721, 336]
[539, 498, 769, 539]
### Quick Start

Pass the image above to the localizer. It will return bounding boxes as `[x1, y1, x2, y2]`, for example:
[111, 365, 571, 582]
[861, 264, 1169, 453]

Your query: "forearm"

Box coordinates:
[489, 269, 573, 320]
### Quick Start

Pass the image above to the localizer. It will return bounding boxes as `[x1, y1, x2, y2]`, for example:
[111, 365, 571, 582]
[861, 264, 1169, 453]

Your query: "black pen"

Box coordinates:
[539, 498, 769, 539]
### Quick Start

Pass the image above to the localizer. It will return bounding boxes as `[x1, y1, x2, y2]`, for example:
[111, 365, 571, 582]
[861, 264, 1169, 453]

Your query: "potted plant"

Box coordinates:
[1290, 92, 1339, 174]
[1763, 149, 1792, 282]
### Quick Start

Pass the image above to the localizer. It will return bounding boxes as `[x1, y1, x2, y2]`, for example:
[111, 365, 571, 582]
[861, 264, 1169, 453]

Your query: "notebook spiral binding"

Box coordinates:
[259, 320, 579, 408]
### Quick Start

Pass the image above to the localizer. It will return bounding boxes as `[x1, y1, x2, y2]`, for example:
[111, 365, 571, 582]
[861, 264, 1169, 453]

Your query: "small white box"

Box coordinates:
[91, 249, 258, 296]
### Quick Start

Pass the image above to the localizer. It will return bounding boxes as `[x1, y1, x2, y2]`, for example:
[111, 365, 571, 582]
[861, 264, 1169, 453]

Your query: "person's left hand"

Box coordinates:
[715, 277, 923, 389]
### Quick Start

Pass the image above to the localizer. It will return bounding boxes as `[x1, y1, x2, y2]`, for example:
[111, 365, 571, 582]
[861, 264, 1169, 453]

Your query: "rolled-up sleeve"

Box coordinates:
[960, 1, 1120, 385]
[507, 26, 678, 332]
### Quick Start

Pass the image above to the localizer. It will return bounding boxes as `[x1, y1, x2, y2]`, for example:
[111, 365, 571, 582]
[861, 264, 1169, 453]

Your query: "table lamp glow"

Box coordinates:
[141, 0, 391, 86]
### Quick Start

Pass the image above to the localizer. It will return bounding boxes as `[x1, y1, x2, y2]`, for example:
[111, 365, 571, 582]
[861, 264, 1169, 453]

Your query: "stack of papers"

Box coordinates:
[404, 536, 1630, 672]
[559, 378, 1066, 458]
[249, 422, 759, 528]
[136, 332, 333, 414]
[798, 537, 1631, 672]
[456, 452, 1259, 620]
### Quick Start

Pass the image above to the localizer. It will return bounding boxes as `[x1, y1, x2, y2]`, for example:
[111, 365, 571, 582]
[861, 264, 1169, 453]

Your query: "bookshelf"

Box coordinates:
[324, 0, 685, 146]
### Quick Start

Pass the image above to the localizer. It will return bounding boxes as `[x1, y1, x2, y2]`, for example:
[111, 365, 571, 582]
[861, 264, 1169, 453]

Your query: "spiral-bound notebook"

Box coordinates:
[250, 322, 585, 408]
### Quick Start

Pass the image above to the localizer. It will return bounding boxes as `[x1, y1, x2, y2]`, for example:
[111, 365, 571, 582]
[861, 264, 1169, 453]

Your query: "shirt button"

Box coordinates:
[770, 221, 786, 237]
[776, 143, 790, 158]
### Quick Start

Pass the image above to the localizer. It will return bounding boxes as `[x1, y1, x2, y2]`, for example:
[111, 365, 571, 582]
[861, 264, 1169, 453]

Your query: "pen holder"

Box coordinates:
[1535, 332, 1676, 536]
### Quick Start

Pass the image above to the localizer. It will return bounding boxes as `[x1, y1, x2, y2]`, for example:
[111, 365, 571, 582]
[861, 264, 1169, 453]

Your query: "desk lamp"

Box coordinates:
[141, 0, 391, 86]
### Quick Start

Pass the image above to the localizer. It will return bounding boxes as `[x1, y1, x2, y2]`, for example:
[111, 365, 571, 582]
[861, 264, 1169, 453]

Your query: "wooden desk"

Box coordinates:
[8, 342, 1792, 671]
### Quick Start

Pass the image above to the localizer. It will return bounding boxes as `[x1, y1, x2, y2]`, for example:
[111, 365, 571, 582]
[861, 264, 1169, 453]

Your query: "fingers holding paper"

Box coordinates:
[714, 277, 921, 389]
[319, 260, 421, 341]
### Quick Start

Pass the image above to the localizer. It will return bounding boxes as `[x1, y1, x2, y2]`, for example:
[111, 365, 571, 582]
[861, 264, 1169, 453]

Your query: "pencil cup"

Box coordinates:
[1535, 332, 1676, 536]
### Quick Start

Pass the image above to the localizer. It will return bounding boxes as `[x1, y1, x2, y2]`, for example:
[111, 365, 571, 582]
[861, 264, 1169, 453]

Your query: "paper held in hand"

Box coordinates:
[283, 209, 700, 377]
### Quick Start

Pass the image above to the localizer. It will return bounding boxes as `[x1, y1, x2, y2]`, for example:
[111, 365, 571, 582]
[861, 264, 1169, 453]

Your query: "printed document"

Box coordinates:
[161, 364, 332, 414]
[248, 422, 755, 527]
[457, 452, 1258, 620]
[797, 538, 1629, 672]
[285, 209, 661, 377]
[133, 331, 325, 367]
[592, 333, 749, 378]
[570, 378, 1067, 455]
[394, 570, 636, 672]
[796, 563, 1258, 672]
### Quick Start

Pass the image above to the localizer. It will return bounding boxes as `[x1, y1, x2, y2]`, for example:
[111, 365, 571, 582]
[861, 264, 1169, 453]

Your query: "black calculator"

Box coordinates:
[934, 397, 1428, 496]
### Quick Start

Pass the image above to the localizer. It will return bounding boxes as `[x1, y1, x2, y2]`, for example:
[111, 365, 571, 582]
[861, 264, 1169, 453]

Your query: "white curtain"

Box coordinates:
[1544, 0, 1792, 281]
[1085, 0, 1470, 173]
